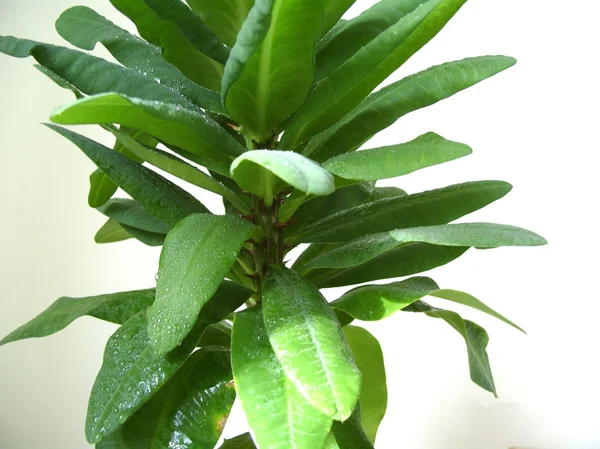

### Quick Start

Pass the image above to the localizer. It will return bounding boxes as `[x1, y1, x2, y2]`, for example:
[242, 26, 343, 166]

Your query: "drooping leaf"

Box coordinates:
[86, 281, 250, 443]
[55, 6, 225, 113]
[320, 0, 357, 38]
[262, 265, 361, 420]
[303, 223, 547, 270]
[110, 0, 228, 90]
[303, 56, 517, 162]
[230, 150, 335, 206]
[95, 219, 133, 244]
[147, 214, 256, 355]
[326, 404, 375, 449]
[343, 326, 387, 444]
[51, 93, 245, 173]
[97, 348, 235, 449]
[0, 289, 155, 346]
[282, 0, 471, 149]
[323, 132, 472, 181]
[46, 125, 209, 227]
[185, 0, 255, 48]
[287, 181, 512, 244]
[232, 307, 332, 449]
[222, 0, 330, 142]
[218, 433, 256, 449]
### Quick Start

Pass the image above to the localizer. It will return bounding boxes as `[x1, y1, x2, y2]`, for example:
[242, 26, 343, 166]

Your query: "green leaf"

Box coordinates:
[86, 281, 250, 443]
[0, 289, 155, 346]
[222, 0, 329, 142]
[262, 265, 361, 420]
[320, 0, 357, 38]
[51, 93, 245, 172]
[185, 0, 255, 48]
[304, 56, 517, 162]
[282, 0, 470, 149]
[218, 433, 256, 449]
[46, 125, 208, 227]
[55, 6, 225, 113]
[97, 348, 235, 449]
[303, 223, 547, 270]
[110, 0, 228, 90]
[230, 151, 335, 206]
[288, 181, 512, 244]
[343, 326, 387, 444]
[95, 219, 133, 244]
[326, 405, 375, 449]
[148, 214, 256, 355]
[232, 307, 332, 449]
[404, 300, 498, 396]
[198, 322, 232, 348]
[121, 224, 166, 247]
[323, 132, 472, 181]
[97, 199, 170, 235]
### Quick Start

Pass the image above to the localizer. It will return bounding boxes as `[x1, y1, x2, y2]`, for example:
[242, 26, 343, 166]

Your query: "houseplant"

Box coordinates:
[0, 0, 547, 447]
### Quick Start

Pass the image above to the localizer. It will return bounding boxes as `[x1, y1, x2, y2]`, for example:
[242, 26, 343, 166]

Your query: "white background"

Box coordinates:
[1, 0, 599, 448]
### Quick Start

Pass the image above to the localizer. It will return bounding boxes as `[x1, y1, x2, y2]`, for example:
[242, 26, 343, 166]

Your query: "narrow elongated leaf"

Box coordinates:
[95, 219, 133, 244]
[55, 6, 225, 113]
[97, 348, 235, 449]
[0, 289, 155, 346]
[304, 223, 547, 270]
[148, 214, 256, 355]
[121, 224, 166, 247]
[97, 199, 170, 234]
[219, 433, 256, 449]
[186, 0, 255, 48]
[46, 125, 208, 227]
[51, 93, 245, 171]
[110, 0, 227, 90]
[323, 132, 472, 181]
[86, 281, 250, 443]
[288, 181, 512, 244]
[230, 151, 335, 206]
[232, 307, 332, 449]
[222, 0, 329, 142]
[327, 405, 375, 449]
[262, 266, 361, 420]
[321, 0, 357, 38]
[198, 322, 232, 348]
[304, 56, 517, 162]
[282, 0, 470, 149]
[343, 327, 387, 444]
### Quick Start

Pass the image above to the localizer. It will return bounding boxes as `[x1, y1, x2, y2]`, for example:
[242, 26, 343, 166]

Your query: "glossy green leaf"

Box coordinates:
[282, 0, 470, 149]
[148, 214, 256, 355]
[55, 6, 225, 113]
[95, 219, 133, 244]
[97, 348, 235, 449]
[230, 151, 335, 206]
[219, 433, 256, 449]
[46, 125, 208, 227]
[232, 307, 332, 449]
[0, 289, 155, 346]
[186, 0, 255, 48]
[323, 132, 472, 181]
[51, 93, 245, 171]
[326, 405, 374, 449]
[97, 199, 170, 234]
[288, 181, 512, 244]
[222, 0, 329, 142]
[321, 0, 357, 38]
[198, 322, 232, 348]
[262, 265, 361, 420]
[86, 281, 250, 443]
[304, 56, 517, 162]
[110, 0, 227, 90]
[303, 223, 547, 270]
[343, 326, 387, 444]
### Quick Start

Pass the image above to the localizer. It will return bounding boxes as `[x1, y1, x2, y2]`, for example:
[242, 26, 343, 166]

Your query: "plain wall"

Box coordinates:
[1, 0, 598, 448]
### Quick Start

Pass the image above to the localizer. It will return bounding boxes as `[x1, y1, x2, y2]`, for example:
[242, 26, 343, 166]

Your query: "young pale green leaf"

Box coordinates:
[51, 93, 245, 172]
[55, 6, 225, 114]
[304, 56, 517, 162]
[95, 219, 133, 245]
[404, 300, 497, 396]
[148, 214, 256, 355]
[96, 348, 235, 449]
[222, 0, 329, 142]
[282, 0, 470, 149]
[288, 181, 512, 244]
[86, 281, 250, 443]
[326, 405, 375, 449]
[303, 223, 547, 270]
[232, 307, 332, 449]
[110, 0, 228, 90]
[262, 265, 361, 421]
[46, 125, 208, 227]
[186, 0, 255, 48]
[0, 289, 155, 346]
[218, 433, 256, 449]
[230, 151, 335, 206]
[321, 0, 357, 38]
[97, 199, 170, 235]
[323, 132, 472, 181]
[343, 326, 387, 444]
